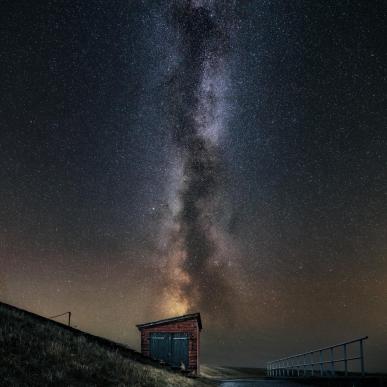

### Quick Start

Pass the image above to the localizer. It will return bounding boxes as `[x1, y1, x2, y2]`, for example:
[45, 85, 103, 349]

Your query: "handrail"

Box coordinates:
[49, 311, 72, 327]
[266, 336, 368, 378]
[269, 336, 368, 362]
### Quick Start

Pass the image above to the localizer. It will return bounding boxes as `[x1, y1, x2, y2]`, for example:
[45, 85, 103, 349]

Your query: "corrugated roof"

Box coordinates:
[136, 312, 202, 330]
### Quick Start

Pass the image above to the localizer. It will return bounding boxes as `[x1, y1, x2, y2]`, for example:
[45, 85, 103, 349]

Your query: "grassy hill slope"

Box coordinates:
[0, 302, 211, 387]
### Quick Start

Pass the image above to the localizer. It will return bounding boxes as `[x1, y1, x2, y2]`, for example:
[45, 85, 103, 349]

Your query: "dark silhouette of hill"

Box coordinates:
[0, 301, 210, 386]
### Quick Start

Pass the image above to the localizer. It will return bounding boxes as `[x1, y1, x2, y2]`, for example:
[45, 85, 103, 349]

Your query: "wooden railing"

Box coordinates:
[267, 336, 368, 378]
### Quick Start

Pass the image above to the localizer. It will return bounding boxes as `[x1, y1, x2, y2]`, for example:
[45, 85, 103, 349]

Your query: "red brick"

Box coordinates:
[137, 314, 201, 374]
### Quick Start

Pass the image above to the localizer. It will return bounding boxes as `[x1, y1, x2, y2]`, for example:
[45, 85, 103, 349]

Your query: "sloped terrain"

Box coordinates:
[0, 302, 211, 387]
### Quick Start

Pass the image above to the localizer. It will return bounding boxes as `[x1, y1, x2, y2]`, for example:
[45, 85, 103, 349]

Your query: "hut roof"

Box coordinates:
[136, 312, 202, 330]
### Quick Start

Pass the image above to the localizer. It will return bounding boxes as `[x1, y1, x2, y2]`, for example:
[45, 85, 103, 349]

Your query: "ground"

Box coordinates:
[0, 302, 211, 387]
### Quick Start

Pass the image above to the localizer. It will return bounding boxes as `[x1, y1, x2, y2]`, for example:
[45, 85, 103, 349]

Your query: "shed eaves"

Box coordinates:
[136, 313, 202, 330]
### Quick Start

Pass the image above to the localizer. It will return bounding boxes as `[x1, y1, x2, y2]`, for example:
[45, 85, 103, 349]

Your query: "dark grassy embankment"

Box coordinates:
[0, 302, 211, 387]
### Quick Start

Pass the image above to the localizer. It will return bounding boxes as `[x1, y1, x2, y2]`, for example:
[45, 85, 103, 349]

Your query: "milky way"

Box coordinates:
[1, 0, 387, 371]
[157, 0, 237, 318]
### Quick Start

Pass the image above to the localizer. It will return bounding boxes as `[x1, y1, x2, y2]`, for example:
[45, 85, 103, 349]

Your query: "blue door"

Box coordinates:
[149, 332, 189, 369]
[171, 333, 189, 369]
[149, 333, 171, 363]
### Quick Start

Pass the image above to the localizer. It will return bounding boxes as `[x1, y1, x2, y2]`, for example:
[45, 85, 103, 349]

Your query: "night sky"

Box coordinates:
[1, 0, 387, 371]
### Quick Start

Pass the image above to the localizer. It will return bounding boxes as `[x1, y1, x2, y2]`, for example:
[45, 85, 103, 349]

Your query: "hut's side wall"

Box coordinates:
[140, 319, 200, 373]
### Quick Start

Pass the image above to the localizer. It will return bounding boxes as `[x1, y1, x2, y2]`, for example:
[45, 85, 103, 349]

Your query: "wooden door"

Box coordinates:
[149, 332, 189, 369]
[171, 332, 189, 369]
[149, 332, 171, 363]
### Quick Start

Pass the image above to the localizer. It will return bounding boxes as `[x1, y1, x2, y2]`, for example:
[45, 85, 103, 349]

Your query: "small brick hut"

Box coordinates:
[136, 313, 202, 374]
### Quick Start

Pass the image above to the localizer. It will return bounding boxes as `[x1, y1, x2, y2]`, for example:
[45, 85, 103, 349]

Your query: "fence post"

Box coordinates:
[309, 352, 314, 376]
[344, 344, 348, 376]
[360, 339, 365, 376]
[319, 350, 323, 376]
[330, 347, 334, 375]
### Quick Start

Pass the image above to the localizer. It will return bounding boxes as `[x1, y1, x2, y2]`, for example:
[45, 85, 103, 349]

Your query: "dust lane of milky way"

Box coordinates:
[154, 1, 241, 319]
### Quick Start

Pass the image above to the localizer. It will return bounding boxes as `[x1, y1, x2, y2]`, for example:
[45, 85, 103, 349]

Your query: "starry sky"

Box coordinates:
[1, 0, 387, 372]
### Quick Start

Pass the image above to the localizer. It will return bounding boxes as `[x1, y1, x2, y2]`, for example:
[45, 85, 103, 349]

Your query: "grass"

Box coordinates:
[0, 302, 212, 387]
